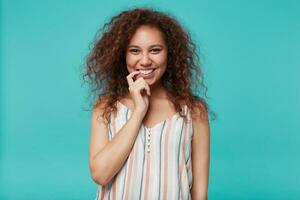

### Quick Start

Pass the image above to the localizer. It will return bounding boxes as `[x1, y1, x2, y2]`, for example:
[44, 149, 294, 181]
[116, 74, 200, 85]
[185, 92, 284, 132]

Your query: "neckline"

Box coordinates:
[117, 100, 184, 130]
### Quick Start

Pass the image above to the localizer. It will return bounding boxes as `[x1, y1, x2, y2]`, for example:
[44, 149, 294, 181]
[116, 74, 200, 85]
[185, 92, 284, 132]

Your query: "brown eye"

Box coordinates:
[129, 49, 139, 54]
[150, 48, 161, 54]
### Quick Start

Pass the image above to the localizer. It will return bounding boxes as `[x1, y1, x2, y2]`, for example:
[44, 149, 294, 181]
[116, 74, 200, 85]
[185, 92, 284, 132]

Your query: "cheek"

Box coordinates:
[154, 54, 167, 67]
[125, 54, 136, 71]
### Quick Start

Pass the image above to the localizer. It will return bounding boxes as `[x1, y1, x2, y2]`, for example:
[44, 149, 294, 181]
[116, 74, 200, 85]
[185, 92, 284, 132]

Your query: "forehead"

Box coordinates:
[128, 25, 166, 46]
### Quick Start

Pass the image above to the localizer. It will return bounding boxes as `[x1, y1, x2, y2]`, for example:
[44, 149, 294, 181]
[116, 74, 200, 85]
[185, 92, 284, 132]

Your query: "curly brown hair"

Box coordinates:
[82, 7, 215, 124]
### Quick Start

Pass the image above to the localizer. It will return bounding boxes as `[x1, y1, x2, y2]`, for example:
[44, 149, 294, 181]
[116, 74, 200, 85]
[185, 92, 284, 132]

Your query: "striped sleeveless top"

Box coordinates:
[95, 100, 193, 200]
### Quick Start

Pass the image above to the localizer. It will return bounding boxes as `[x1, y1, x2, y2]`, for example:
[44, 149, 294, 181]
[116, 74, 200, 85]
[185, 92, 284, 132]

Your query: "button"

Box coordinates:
[145, 127, 151, 153]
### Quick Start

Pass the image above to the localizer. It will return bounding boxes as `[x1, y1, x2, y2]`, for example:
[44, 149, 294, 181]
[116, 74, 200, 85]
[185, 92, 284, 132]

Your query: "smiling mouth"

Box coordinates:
[136, 69, 156, 77]
[138, 69, 155, 74]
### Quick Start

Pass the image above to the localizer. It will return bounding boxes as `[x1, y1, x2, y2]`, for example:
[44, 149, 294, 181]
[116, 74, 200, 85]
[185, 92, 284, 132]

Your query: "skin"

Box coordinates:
[126, 25, 167, 88]
[89, 25, 210, 199]
[124, 25, 177, 127]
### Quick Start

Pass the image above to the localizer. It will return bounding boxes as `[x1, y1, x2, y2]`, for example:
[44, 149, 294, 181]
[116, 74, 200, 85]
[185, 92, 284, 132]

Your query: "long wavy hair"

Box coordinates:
[82, 7, 215, 124]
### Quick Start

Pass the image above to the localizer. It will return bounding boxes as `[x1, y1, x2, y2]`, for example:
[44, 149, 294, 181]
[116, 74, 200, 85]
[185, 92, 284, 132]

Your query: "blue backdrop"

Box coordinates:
[1, 0, 299, 199]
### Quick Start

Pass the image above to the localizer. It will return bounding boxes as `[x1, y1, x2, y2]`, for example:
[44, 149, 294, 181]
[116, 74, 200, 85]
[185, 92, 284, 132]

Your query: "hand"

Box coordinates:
[126, 71, 151, 117]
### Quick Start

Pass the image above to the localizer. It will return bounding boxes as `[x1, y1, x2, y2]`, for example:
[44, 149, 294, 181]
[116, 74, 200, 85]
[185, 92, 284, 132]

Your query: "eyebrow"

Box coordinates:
[127, 44, 164, 48]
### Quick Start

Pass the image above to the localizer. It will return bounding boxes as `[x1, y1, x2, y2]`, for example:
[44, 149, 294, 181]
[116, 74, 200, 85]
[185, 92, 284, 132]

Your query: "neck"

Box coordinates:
[148, 81, 168, 102]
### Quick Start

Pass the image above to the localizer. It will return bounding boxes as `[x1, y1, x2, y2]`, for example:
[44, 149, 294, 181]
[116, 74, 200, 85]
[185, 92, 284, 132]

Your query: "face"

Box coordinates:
[125, 25, 168, 86]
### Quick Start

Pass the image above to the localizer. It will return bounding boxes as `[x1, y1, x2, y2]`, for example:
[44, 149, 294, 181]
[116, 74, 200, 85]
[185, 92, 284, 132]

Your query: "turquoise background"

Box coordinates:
[1, 0, 299, 199]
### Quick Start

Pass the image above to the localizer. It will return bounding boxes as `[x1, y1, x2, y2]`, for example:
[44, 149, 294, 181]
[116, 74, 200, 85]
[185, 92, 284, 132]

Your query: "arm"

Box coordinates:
[190, 106, 210, 200]
[89, 100, 144, 186]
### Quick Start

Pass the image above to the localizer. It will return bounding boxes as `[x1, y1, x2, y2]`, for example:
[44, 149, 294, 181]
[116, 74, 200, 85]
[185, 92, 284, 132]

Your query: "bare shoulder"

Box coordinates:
[190, 99, 210, 198]
[89, 95, 110, 166]
[190, 100, 210, 138]
[92, 94, 110, 123]
[190, 100, 209, 122]
[94, 94, 110, 110]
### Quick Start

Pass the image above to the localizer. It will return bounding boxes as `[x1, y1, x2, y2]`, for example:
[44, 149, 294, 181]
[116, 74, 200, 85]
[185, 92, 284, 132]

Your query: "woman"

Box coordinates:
[84, 7, 212, 200]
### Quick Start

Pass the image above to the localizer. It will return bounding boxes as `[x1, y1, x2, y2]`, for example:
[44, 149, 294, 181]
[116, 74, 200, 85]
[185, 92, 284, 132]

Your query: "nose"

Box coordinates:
[140, 53, 151, 66]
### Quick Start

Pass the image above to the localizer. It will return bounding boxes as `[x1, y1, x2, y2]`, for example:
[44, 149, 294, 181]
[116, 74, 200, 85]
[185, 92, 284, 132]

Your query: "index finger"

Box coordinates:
[126, 71, 140, 86]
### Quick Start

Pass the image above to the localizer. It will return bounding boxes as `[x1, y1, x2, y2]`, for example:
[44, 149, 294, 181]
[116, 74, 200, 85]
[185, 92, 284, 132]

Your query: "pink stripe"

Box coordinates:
[123, 145, 135, 199]
[180, 121, 188, 199]
[142, 152, 151, 200]
[162, 119, 173, 200]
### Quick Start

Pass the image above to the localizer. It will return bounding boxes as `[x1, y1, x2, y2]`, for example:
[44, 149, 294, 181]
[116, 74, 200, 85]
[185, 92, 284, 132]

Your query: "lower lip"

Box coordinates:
[137, 69, 156, 78]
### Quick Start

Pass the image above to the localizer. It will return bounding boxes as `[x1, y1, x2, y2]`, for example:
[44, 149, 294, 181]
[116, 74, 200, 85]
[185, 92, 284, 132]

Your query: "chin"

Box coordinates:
[141, 77, 153, 85]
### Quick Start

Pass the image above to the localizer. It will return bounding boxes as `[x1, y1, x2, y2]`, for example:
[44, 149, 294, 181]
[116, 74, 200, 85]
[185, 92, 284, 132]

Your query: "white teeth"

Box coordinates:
[139, 69, 154, 75]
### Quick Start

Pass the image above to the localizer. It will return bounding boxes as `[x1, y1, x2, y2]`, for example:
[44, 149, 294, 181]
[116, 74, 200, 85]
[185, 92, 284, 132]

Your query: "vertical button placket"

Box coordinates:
[145, 127, 151, 153]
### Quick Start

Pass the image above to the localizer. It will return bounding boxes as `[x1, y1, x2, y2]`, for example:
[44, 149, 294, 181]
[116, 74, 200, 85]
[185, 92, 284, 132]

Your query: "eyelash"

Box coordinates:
[151, 48, 161, 53]
[129, 48, 161, 54]
[130, 49, 139, 53]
